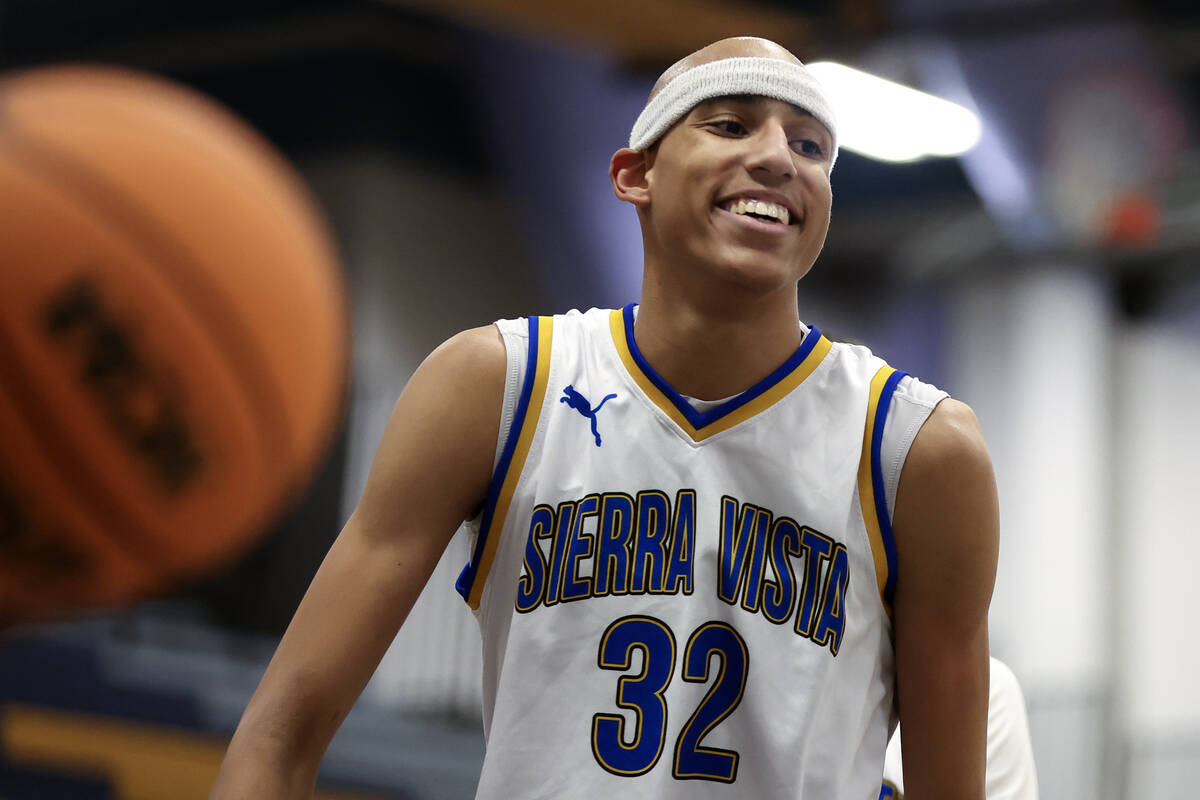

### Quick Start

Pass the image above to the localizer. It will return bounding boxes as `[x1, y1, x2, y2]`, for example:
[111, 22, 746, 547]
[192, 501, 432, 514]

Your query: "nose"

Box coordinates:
[745, 122, 794, 182]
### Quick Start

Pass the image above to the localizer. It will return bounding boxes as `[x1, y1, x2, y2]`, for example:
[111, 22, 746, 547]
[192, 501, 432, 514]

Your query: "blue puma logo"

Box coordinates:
[560, 385, 617, 447]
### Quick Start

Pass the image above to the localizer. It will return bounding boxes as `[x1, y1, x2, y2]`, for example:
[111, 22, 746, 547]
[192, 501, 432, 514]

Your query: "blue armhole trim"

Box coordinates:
[871, 370, 908, 607]
[455, 316, 541, 601]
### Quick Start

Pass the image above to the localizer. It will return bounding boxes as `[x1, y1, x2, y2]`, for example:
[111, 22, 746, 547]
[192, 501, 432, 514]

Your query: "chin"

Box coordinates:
[705, 254, 807, 296]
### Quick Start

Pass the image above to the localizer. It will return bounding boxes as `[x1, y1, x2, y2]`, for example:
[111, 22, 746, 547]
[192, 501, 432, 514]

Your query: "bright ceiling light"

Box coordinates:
[807, 61, 982, 163]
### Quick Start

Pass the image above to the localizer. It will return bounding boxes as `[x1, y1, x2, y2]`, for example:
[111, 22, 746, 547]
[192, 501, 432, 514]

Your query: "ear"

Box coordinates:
[610, 148, 651, 208]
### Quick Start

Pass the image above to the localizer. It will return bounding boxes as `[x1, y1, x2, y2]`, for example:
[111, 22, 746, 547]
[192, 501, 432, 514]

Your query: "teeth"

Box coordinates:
[725, 198, 790, 225]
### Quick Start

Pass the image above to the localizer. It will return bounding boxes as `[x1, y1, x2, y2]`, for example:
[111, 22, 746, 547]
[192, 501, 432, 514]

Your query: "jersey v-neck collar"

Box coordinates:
[608, 303, 833, 442]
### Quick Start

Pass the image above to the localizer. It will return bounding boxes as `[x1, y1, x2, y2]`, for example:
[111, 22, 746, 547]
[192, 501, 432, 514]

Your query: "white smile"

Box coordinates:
[718, 198, 792, 226]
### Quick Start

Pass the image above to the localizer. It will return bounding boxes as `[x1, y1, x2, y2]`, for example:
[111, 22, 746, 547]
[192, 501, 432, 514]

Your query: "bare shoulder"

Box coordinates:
[896, 399, 995, 536]
[392, 322, 507, 435]
[374, 322, 507, 466]
[906, 397, 990, 473]
[355, 323, 508, 534]
[419, 323, 507, 386]
[892, 396, 998, 624]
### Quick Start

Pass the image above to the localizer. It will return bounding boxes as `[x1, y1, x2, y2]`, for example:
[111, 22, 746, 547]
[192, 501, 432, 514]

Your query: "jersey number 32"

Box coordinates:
[591, 615, 749, 783]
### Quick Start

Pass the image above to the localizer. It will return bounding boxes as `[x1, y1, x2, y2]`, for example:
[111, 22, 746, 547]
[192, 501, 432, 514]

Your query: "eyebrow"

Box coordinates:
[696, 94, 818, 122]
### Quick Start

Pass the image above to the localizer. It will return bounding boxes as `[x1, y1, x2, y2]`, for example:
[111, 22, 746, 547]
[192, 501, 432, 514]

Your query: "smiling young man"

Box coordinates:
[212, 36, 998, 800]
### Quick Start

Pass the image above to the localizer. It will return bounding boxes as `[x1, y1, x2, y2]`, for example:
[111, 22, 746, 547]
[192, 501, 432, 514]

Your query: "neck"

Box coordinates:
[634, 275, 806, 401]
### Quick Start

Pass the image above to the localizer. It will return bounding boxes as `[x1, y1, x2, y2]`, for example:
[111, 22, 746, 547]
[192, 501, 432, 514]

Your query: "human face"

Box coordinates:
[643, 95, 834, 291]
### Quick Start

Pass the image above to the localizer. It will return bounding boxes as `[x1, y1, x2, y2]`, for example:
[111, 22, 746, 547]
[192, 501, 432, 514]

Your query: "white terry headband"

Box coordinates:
[629, 56, 838, 168]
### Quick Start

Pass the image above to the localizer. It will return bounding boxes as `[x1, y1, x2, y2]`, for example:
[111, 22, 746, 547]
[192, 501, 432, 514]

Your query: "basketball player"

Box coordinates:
[882, 658, 1039, 799]
[212, 36, 998, 799]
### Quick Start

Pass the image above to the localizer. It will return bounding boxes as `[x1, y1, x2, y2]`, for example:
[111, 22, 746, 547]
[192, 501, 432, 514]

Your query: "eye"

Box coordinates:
[710, 119, 747, 136]
[792, 138, 825, 159]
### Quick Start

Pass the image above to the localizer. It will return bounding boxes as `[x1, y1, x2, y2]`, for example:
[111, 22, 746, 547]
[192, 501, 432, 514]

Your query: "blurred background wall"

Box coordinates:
[0, 0, 1197, 798]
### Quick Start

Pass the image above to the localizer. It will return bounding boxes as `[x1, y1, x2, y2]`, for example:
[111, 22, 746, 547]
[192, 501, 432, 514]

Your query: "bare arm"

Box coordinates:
[210, 325, 507, 799]
[892, 398, 999, 800]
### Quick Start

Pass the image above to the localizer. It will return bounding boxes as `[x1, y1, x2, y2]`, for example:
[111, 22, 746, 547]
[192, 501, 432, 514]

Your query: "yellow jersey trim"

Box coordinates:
[858, 365, 897, 617]
[466, 316, 554, 610]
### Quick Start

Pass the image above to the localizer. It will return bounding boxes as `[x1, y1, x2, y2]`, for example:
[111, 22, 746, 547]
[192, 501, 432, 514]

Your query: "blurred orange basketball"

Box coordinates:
[0, 65, 349, 627]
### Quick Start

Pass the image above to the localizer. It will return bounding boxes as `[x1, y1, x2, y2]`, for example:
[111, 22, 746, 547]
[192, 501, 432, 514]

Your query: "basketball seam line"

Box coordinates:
[0, 317, 167, 563]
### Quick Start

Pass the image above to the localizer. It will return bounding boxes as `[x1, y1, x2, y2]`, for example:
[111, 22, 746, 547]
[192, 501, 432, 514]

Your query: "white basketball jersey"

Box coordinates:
[456, 306, 946, 800]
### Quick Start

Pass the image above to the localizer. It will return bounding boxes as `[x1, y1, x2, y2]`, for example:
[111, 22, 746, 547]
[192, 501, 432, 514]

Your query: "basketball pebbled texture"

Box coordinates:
[0, 65, 349, 626]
